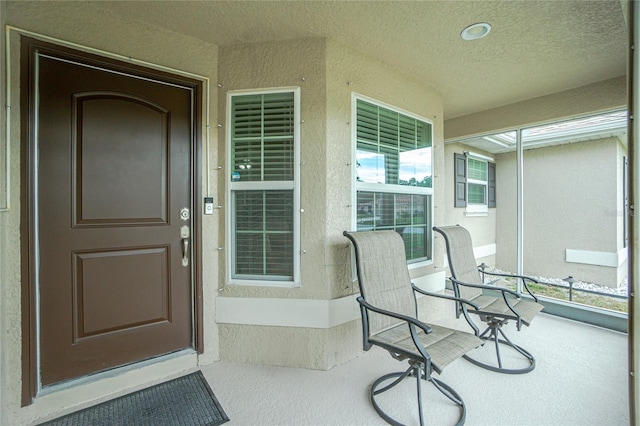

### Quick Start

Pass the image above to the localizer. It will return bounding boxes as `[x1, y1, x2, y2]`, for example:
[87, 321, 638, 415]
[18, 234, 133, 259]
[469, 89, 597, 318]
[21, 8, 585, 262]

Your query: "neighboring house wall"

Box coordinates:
[495, 137, 625, 288]
[443, 142, 497, 267]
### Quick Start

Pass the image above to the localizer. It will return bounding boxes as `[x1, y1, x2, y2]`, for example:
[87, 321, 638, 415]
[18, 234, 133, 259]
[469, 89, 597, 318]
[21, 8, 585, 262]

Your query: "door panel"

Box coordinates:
[33, 50, 195, 386]
[73, 247, 170, 340]
[73, 93, 169, 225]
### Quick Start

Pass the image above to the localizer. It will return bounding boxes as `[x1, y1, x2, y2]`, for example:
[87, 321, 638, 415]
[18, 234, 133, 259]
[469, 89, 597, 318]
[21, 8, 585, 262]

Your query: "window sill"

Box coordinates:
[227, 279, 301, 288]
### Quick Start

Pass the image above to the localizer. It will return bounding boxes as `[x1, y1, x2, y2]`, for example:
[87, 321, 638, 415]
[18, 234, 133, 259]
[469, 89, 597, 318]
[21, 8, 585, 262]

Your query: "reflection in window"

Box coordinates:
[354, 97, 434, 263]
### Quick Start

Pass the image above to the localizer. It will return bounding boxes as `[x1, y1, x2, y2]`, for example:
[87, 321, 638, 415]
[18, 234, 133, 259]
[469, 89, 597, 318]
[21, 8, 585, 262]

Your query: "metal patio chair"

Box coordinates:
[433, 225, 544, 374]
[344, 230, 482, 426]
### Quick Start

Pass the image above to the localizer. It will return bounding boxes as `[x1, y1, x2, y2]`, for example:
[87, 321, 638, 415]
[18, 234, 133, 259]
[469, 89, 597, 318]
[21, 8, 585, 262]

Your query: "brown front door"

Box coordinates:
[23, 39, 200, 387]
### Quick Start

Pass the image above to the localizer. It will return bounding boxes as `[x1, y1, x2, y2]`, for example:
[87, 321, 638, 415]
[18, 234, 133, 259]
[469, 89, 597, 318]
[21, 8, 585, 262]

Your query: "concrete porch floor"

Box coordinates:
[202, 313, 629, 425]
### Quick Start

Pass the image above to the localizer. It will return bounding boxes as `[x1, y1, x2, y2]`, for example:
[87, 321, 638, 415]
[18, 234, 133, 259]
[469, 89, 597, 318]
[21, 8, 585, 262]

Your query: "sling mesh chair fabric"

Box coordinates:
[344, 230, 482, 426]
[433, 225, 544, 374]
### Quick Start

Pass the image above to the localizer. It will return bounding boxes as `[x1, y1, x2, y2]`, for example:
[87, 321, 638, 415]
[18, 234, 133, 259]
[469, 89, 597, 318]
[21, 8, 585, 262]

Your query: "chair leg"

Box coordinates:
[463, 321, 535, 374]
[370, 362, 466, 426]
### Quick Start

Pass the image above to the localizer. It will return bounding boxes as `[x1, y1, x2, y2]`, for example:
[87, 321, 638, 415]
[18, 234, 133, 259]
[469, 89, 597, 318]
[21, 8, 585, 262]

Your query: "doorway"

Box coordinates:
[20, 37, 203, 402]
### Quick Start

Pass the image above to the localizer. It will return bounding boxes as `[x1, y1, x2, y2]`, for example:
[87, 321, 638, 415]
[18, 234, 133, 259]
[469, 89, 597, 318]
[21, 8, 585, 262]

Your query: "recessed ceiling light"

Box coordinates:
[460, 23, 492, 41]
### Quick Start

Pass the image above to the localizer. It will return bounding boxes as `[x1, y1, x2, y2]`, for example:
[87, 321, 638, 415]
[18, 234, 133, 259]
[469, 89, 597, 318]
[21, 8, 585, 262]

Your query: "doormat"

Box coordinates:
[39, 371, 229, 426]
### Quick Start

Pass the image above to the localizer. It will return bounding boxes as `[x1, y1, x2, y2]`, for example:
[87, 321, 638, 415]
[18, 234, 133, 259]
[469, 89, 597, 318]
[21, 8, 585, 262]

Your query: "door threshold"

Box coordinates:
[33, 350, 198, 421]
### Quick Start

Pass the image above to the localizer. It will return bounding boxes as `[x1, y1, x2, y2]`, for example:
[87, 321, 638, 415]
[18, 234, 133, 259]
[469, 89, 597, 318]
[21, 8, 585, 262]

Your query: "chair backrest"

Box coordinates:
[344, 230, 417, 336]
[433, 225, 483, 300]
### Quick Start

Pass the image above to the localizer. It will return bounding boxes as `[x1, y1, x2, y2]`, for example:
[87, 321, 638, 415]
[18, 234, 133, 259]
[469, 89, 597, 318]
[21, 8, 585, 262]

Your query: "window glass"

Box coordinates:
[231, 93, 295, 182]
[356, 99, 432, 187]
[229, 91, 298, 283]
[234, 190, 294, 279]
[468, 183, 486, 204]
[356, 191, 431, 263]
[467, 158, 487, 181]
[354, 97, 433, 263]
[467, 157, 488, 206]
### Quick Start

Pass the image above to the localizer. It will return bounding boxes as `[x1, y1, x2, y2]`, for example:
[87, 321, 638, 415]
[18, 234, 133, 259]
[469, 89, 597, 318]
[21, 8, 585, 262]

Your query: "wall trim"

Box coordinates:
[474, 243, 497, 259]
[216, 271, 447, 328]
[444, 244, 496, 268]
[216, 295, 361, 329]
[566, 248, 627, 268]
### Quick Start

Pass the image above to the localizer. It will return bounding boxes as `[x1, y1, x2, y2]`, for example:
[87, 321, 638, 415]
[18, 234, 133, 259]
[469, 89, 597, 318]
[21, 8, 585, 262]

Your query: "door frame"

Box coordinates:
[19, 36, 204, 405]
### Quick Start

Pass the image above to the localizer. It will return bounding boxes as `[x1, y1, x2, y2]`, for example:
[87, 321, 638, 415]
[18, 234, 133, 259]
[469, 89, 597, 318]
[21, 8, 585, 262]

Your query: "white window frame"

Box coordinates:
[465, 151, 492, 216]
[350, 93, 434, 267]
[225, 87, 301, 288]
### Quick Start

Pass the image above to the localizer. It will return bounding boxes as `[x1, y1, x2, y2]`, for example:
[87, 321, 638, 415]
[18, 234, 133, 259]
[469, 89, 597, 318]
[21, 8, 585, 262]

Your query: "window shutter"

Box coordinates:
[454, 153, 467, 207]
[488, 162, 496, 208]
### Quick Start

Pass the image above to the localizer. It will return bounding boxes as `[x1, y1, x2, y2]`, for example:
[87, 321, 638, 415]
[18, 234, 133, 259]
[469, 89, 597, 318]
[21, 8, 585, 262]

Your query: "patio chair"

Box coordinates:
[344, 230, 482, 426]
[433, 225, 544, 374]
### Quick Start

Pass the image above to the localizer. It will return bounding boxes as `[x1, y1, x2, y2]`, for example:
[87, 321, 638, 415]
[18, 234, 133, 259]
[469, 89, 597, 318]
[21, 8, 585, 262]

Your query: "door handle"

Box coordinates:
[182, 238, 189, 267]
[180, 225, 190, 267]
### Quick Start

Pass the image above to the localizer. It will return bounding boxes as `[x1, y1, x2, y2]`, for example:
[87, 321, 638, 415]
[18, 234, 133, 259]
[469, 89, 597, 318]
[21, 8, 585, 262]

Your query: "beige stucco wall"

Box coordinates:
[324, 38, 447, 283]
[495, 137, 624, 288]
[217, 38, 329, 300]
[2, 2, 220, 424]
[0, 6, 453, 423]
[215, 38, 450, 370]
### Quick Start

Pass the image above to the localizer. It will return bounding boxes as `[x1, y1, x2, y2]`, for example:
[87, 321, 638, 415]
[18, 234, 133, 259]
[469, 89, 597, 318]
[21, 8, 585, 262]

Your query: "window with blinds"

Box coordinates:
[229, 90, 299, 284]
[354, 97, 434, 263]
[467, 158, 487, 205]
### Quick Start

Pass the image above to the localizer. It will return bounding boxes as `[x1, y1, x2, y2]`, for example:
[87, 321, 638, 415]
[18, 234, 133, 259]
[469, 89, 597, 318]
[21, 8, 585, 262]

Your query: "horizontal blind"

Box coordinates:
[234, 190, 294, 279]
[467, 158, 487, 181]
[232, 93, 294, 182]
[468, 183, 486, 204]
[356, 190, 431, 262]
[355, 99, 432, 187]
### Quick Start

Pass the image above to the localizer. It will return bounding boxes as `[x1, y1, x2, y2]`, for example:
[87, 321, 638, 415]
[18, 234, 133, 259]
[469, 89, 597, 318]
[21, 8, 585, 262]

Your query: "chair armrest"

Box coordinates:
[357, 296, 432, 335]
[450, 276, 524, 322]
[411, 284, 481, 335]
[411, 284, 480, 310]
[450, 276, 521, 298]
[480, 270, 540, 302]
[357, 296, 435, 362]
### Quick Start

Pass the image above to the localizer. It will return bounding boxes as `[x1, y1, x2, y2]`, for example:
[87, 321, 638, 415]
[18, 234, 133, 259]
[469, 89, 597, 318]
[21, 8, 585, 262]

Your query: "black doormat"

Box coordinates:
[39, 371, 229, 426]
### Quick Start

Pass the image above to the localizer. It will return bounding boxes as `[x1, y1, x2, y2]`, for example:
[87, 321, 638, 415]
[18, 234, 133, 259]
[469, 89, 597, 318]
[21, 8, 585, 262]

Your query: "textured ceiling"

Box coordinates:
[92, 0, 628, 119]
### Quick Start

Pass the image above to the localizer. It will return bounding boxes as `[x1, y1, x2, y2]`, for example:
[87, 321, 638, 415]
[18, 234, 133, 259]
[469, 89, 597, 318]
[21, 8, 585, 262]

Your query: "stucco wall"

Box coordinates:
[324, 38, 447, 286]
[2, 2, 219, 424]
[217, 38, 329, 300]
[215, 38, 450, 370]
[495, 137, 624, 287]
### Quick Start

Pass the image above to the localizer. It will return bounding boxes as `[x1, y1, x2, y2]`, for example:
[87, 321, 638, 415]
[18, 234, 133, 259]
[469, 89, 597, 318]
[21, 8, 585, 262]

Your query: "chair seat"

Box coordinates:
[370, 323, 482, 371]
[472, 295, 544, 326]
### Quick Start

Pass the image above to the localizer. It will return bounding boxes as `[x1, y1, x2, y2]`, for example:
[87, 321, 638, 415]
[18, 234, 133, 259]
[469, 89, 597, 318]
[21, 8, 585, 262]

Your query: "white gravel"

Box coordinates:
[491, 268, 628, 297]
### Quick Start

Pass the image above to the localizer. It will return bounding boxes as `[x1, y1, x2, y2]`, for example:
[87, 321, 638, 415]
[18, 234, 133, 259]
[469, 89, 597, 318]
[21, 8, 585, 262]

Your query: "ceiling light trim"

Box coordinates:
[460, 23, 492, 41]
